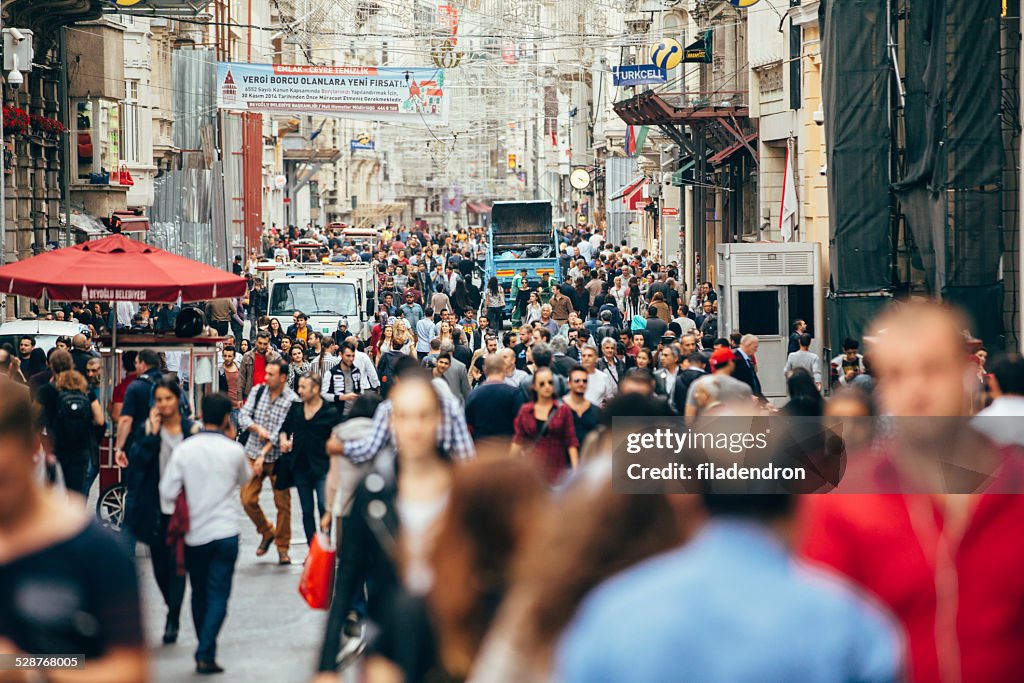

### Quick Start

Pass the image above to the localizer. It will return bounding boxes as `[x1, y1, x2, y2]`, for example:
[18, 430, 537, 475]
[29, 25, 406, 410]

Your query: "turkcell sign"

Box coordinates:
[612, 65, 667, 87]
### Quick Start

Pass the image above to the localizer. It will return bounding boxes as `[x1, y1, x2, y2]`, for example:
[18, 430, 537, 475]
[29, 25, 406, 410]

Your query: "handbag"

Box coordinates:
[237, 385, 266, 446]
[272, 401, 301, 491]
[273, 452, 295, 490]
[299, 532, 336, 609]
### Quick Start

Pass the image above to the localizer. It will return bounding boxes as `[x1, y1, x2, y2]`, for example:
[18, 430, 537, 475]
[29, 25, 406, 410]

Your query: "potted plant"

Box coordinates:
[29, 113, 66, 141]
[2, 105, 30, 137]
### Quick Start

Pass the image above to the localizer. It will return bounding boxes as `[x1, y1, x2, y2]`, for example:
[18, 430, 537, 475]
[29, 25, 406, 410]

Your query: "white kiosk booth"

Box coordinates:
[716, 242, 824, 399]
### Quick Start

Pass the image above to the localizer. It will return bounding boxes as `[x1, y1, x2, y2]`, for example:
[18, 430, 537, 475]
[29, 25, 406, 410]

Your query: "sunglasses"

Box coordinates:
[537, 380, 554, 386]
[571, 377, 588, 383]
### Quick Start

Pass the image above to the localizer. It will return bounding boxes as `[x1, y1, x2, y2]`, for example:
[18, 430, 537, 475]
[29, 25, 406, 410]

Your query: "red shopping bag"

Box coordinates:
[299, 532, 336, 609]
[118, 165, 135, 186]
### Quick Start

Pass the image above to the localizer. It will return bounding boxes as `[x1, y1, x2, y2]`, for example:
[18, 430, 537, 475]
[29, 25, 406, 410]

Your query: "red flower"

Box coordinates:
[3, 105, 30, 135]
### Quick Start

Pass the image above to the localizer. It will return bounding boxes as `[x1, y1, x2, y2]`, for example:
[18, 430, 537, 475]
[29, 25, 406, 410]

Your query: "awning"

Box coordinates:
[670, 159, 697, 186]
[609, 176, 645, 201]
[624, 180, 649, 211]
[709, 131, 759, 166]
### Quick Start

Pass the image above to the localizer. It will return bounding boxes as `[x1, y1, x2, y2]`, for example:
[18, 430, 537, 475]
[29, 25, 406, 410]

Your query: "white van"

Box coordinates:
[0, 320, 91, 352]
[265, 264, 376, 339]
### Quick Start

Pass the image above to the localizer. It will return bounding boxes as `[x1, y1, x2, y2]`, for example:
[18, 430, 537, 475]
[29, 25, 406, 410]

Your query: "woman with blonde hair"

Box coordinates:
[390, 320, 417, 356]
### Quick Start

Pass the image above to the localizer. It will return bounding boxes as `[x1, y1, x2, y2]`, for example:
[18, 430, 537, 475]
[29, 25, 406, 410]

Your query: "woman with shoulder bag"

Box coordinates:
[512, 368, 579, 486]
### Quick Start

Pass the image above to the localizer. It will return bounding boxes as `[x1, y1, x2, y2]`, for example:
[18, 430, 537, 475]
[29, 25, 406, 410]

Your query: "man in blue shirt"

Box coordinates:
[557, 494, 902, 683]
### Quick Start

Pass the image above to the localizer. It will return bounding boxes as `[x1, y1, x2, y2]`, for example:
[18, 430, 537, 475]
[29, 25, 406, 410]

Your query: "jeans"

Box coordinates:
[210, 320, 230, 336]
[230, 319, 243, 346]
[293, 466, 326, 546]
[487, 306, 504, 332]
[82, 454, 99, 497]
[185, 536, 239, 663]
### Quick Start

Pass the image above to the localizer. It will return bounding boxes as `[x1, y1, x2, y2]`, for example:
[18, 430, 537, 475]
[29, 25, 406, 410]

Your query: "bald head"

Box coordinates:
[868, 301, 973, 418]
[72, 334, 89, 351]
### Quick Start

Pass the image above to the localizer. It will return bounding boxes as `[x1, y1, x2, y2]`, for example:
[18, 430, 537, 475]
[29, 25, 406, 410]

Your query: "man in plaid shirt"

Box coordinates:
[237, 358, 299, 565]
[327, 355, 475, 465]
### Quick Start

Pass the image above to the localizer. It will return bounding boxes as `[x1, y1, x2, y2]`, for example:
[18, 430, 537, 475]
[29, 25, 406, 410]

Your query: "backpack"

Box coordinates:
[54, 390, 92, 449]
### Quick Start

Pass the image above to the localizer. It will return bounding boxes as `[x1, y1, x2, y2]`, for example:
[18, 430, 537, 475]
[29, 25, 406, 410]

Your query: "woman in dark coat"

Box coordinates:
[125, 376, 199, 645]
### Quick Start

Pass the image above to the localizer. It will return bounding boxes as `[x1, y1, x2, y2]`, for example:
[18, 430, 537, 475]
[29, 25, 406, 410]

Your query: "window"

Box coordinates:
[756, 62, 784, 96]
[74, 99, 120, 181]
[738, 290, 780, 336]
[269, 282, 358, 317]
[120, 80, 141, 164]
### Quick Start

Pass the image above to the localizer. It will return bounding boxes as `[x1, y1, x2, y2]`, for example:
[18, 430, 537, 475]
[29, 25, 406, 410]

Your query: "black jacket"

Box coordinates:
[319, 463, 402, 672]
[594, 323, 619, 345]
[124, 418, 200, 546]
[280, 400, 340, 479]
[672, 367, 708, 412]
[731, 351, 766, 401]
[598, 357, 626, 384]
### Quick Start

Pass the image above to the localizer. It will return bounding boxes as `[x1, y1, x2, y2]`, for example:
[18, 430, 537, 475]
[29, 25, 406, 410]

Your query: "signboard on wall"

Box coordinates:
[216, 63, 449, 124]
[612, 65, 667, 87]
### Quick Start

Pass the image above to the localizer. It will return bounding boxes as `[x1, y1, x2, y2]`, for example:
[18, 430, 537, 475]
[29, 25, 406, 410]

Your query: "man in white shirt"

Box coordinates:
[341, 338, 380, 390]
[973, 353, 1024, 446]
[578, 238, 593, 263]
[581, 345, 616, 407]
[159, 393, 252, 675]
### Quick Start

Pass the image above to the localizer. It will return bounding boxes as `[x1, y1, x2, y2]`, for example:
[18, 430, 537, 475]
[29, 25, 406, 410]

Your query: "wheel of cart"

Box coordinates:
[95, 434, 126, 531]
[97, 482, 127, 531]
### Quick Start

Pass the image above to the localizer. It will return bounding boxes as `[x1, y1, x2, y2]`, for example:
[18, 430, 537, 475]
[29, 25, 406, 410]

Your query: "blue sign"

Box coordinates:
[612, 65, 667, 87]
[350, 140, 375, 151]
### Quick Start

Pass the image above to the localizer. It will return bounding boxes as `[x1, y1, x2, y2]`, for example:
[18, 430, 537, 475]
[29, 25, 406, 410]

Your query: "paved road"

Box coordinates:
[133, 485, 332, 682]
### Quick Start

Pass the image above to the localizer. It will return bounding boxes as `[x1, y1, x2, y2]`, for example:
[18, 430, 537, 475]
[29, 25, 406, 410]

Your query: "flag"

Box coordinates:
[779, 144, 798, 241]
[626, 126, 648, 157]
[309, 118, 327, 141]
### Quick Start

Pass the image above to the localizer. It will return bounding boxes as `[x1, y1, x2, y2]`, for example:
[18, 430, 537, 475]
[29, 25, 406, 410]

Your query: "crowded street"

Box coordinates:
[2, 0, 1024, 682]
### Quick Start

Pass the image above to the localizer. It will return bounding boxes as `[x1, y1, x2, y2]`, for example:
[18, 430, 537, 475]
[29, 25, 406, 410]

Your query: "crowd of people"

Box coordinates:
[1, 220, 1023, 683]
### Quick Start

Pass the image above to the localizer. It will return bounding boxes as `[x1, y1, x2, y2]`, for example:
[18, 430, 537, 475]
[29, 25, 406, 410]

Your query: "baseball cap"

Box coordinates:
[710, 347, 735, 371]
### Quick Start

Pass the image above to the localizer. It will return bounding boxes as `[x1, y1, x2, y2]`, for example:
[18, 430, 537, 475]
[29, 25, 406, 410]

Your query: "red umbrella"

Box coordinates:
[0, 234, 246, 303]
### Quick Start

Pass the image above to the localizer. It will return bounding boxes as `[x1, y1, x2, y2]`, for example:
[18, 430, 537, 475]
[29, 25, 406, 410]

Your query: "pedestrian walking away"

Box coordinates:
[160, 392, 252, 675]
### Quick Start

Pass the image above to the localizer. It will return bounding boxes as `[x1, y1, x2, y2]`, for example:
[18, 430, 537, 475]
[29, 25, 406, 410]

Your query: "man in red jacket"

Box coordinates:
[800, 301, 1024, 683]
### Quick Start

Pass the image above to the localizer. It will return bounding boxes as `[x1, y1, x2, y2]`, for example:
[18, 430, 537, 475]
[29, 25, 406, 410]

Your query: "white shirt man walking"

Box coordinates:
[160, 393, 253, 675]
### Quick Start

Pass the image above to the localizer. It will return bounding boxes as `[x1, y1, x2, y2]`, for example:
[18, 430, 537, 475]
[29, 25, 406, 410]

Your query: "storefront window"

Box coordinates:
[74, 99, 121, 182]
